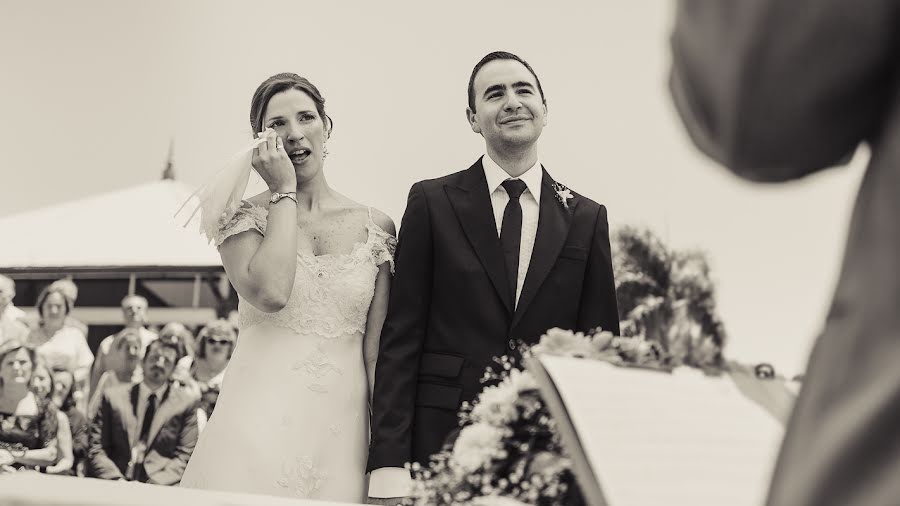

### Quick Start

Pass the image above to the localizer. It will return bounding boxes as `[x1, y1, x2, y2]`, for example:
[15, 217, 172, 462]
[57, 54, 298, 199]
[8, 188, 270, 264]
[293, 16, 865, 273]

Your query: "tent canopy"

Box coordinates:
[0, 180, 222, 271]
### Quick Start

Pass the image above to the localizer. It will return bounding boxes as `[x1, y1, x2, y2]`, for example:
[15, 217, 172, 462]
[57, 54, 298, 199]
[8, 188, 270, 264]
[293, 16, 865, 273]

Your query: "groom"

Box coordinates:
[367, 51, 620, 501]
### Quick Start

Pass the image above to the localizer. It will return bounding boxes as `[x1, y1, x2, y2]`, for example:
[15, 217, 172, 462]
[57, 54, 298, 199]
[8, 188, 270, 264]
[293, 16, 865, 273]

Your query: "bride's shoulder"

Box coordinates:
[244, 192, 272, 210]
[215, 194, 270, 247]
[367, 207, 396, 237]
[362, 205, 397, 272]
[336, 196, 396, 237]
[232, 193, 271, 219]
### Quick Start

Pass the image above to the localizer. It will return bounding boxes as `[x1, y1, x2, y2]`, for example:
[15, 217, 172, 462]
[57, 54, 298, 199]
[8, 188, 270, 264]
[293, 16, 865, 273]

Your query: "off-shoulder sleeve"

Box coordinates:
[369, 224, 397, 274]
[214, 202, 268, 247]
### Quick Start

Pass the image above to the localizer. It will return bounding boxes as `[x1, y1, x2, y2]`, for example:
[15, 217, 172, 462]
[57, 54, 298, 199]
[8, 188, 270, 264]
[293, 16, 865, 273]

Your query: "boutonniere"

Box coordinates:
[552, 181, 573, 209]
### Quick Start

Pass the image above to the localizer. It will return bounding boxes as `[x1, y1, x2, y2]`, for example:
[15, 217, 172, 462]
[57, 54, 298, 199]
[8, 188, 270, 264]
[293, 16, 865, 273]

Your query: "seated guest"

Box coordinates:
[0, 275, 28, 345]
[90, 295, 157, 394]
[50, 367, 88, 476]
[152, 328, 208, 432]
[30, 359, 74, 475]
[27, 285, 93, 399]
[87, 329, 143, 419]
[0, 275, 25, 322]
[160, 322, 196, 358]
[47, 278, 89, 337]
[0, 339, 58, 473]
[188, 320, 235, 418]
[158, 322, 196, 385]
[87, 338, 199, 484]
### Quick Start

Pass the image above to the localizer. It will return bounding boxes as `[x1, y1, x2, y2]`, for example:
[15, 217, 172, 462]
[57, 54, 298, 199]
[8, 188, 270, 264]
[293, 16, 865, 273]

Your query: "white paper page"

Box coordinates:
[539, 356, 784, 506]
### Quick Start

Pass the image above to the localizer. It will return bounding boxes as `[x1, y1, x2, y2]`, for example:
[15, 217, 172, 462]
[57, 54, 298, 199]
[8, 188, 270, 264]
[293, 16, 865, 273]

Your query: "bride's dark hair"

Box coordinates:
[250, 73, 333, 137]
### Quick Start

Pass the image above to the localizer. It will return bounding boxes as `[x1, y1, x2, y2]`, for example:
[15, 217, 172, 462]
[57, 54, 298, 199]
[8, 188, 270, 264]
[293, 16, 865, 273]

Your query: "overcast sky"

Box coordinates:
[0, 1, 866, 376]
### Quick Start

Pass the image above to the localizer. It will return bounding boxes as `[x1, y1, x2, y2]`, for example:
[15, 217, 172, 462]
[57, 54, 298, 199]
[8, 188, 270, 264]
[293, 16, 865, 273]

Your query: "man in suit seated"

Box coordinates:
[87, 337, 199, 485]
[90, 295, 158, 395]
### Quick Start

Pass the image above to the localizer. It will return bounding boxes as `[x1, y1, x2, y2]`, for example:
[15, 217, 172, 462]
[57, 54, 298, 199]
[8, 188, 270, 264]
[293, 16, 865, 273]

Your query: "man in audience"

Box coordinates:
[0, 275, 28, 344]
[87, 338, 199, 484]
[90, 295, 157, 394]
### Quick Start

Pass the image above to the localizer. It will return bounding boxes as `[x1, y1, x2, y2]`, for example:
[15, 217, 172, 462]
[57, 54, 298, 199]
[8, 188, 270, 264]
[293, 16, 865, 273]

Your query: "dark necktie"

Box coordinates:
[139, 393, 157, 443]
[500, 179, 528, 305]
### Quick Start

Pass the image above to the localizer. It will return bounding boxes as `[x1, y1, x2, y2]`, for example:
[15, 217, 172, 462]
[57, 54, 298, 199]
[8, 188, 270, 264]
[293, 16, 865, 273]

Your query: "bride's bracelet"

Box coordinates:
[269, 191, 298, 206]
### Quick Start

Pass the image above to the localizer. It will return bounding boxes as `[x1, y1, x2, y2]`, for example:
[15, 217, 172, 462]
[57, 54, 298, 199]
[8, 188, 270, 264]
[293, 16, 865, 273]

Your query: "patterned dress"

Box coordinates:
[180, 202, 395, 501]
[0, 394, 58, 470]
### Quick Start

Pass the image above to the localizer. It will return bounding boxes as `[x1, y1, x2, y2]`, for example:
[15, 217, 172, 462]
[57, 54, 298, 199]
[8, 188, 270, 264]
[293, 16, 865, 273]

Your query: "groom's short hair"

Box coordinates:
[467, 51, 546, 112]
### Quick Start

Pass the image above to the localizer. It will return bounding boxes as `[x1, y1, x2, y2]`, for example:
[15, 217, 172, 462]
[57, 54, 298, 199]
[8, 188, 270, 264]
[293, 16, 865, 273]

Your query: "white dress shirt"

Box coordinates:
[368, 155, 543, 499]
[482, 154, 542, 307]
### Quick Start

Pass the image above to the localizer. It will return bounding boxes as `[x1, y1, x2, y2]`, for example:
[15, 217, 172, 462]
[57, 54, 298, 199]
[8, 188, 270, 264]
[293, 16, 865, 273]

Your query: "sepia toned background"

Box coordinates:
[0, 1, 867, 376]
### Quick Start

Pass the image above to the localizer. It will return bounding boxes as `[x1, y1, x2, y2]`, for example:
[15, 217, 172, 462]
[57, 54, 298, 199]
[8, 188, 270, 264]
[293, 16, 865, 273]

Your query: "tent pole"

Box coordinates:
[192, 274, 201, 308]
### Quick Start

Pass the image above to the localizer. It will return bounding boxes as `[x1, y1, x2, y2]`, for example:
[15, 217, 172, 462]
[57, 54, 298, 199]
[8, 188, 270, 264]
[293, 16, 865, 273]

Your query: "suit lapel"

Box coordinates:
[119, 384, 139, 447]
[445, 159, 514, 313]
[511, 168, 576, 330]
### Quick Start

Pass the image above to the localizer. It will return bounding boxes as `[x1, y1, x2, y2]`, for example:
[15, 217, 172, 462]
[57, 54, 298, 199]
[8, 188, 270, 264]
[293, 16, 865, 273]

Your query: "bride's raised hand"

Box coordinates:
[251, 128, 297, 192]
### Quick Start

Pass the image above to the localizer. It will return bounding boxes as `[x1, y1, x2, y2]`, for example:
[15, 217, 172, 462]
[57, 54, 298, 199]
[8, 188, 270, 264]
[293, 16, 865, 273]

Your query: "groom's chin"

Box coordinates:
[500, 127, 541, 143]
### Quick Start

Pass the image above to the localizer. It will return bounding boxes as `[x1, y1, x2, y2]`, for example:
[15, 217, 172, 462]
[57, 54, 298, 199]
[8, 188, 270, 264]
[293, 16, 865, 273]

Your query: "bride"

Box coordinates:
[180, 73, 396, 502]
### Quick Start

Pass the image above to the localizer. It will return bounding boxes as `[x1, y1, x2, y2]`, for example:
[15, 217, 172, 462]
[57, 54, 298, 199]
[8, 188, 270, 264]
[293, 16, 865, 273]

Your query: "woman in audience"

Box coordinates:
[30, 359, 74, 474]
[27, 285, 93, 400]
[47, 278, 89, 337]
[160, 322, 196, 357]
[189, 320, 235, 418]
[159, 322, 196, 385]
[50, 368, 88, 475]
[0, 339, 58, 473]
[86, 329, 142, 419]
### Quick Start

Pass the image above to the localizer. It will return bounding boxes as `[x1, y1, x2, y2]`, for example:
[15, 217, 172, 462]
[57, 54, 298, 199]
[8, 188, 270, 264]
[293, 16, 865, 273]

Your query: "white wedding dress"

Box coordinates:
[180, 202, 395, 502]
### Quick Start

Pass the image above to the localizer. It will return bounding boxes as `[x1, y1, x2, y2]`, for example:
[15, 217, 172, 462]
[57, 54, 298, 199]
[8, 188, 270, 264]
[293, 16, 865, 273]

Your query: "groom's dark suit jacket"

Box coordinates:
[367, 158, 619, 471]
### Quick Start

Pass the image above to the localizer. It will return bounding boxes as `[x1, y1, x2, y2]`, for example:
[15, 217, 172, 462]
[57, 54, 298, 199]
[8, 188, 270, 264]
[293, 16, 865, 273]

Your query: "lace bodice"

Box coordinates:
[183, 201, 393, 500]
[216, 201, 396, 340]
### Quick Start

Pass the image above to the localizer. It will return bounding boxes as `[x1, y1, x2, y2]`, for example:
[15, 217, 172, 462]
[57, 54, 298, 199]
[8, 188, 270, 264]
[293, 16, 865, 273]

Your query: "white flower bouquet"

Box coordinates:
[407, 227, 729, 505]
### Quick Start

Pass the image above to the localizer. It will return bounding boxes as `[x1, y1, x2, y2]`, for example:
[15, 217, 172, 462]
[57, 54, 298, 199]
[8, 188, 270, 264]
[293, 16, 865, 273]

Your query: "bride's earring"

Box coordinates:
[323, 142, 329, 160]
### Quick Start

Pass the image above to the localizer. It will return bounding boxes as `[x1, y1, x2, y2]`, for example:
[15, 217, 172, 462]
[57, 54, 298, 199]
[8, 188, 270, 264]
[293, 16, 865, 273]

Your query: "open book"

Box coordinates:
[526, 356, 788, 506]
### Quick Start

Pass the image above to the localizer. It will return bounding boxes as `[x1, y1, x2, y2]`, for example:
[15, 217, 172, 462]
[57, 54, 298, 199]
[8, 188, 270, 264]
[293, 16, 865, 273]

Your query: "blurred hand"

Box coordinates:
[251, 128, 297, 193]
[46, 463, 71, 475]
[0, 450, 15, 467]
